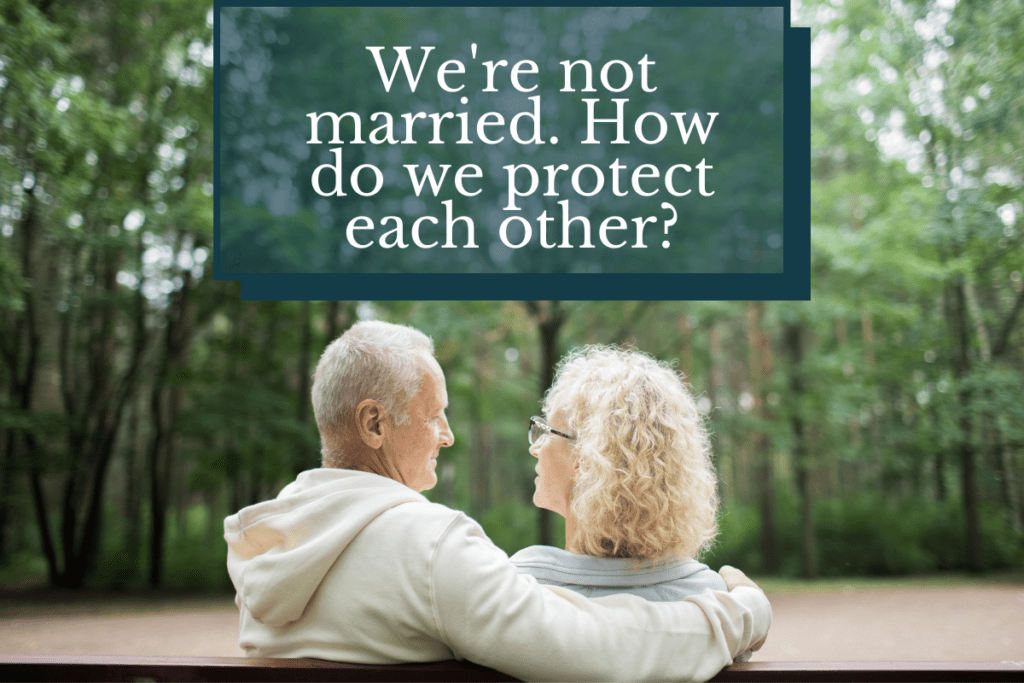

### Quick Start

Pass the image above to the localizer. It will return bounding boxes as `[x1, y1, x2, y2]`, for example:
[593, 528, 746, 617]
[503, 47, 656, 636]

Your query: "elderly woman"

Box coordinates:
[511, 345, 727, 601]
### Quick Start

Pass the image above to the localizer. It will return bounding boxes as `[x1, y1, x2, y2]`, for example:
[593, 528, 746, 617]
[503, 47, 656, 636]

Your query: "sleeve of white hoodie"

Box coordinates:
[429, 512, 771, 683]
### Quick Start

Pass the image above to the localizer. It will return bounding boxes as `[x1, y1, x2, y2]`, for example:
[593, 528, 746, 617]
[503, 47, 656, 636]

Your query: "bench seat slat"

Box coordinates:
[0, 655, 517, 682]
[1, 655, 1021, 682]
[714, 661, 1024, 682]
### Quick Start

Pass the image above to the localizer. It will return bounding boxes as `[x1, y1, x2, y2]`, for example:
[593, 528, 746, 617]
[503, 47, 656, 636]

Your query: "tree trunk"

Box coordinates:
[677, 313, 693, 377]
[708, 324, 733, 503]
[19, 187, 145, 589]
[526, 301, 566, 547]
[10, 191, 54, 582]
[74, 424, 122, 588]
[996, 416, 1022, 534]
[928, 399, 947, 501]
[964, 277, 1022, 534]
[148, 385, 167, 588]
[784, 320, 816, 578]
[470, 345, 492, 518]
[950, 278, 983, 571]
[297, 301, 312, 424]
[957, 391, 982, 571]
[0, 415, 12, 563]
[325, 301, 341, 344]
[861, 303, 884, 487]
[147, 257, 196, 587]
[747, 302, 777, 573]
[174, 434, 188, 537]
[124, 397, 143, 579]
[29, 458, 60, 586]
[206, 485, 221, 539]
[293, 301, 313, 475]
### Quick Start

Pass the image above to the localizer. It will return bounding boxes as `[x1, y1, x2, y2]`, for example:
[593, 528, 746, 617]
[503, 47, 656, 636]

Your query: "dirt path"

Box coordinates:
[755, 583, 1024, 662]
[2, 583, 1023, 661]
[0, 595, 243, 657]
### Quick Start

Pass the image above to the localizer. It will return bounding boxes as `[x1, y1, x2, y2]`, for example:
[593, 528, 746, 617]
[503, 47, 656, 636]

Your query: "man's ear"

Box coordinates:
[355, 399, 387, 449]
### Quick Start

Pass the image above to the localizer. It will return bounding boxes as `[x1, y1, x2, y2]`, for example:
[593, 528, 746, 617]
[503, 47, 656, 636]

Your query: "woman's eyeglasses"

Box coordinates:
[528, 416, 575, 445]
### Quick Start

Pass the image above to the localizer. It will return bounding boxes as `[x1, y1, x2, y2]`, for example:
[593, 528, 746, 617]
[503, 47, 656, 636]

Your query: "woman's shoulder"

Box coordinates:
[509, 544, 569, 565]
[653, 559, 727, 596]
[511, 545, 724, 593]
[510, 545, 602, 589]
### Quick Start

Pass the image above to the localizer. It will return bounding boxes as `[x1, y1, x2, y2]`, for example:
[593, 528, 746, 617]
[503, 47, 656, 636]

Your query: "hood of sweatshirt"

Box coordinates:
[224, 468, 424, 627]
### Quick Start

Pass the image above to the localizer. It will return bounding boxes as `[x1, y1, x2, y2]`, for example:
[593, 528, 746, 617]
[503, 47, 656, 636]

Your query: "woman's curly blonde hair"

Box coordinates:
[545, 345, 718, 561]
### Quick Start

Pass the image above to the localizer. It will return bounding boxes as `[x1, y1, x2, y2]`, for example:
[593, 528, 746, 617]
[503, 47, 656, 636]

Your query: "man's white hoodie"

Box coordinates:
[225, 468, 771, 682]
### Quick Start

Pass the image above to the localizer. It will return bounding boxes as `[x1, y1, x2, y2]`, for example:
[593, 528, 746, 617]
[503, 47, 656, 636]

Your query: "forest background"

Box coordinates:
[1, 0, 1022, 593]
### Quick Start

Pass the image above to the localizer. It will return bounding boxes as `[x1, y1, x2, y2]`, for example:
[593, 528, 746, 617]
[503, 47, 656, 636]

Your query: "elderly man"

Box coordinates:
[225, 321, 770, 682]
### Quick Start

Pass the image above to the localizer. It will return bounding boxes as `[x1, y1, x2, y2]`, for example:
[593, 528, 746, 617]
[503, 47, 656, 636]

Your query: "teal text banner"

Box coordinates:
[215, 3, 809, 300]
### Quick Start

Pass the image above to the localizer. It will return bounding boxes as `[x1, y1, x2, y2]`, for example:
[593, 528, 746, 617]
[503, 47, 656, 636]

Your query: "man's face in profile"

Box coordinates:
[383, 356, 454, 492]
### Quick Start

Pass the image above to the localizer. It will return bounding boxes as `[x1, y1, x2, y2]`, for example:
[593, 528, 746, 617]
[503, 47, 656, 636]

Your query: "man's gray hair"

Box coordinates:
[312, 320, 434, 468]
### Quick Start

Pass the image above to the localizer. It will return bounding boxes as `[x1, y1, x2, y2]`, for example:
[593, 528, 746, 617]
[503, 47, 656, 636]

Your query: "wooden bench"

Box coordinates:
[2, 655, 1021, 682]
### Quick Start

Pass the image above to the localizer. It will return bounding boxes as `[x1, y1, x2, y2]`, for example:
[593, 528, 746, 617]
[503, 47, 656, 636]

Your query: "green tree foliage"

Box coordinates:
[0, 1, 1021, 590]
[0, 0, 214, 586]
[800, 0, 1024, 571]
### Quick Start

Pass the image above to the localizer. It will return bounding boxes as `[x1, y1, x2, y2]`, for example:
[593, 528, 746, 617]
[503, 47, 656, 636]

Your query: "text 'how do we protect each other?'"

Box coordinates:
[304, 45, 721, 251]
